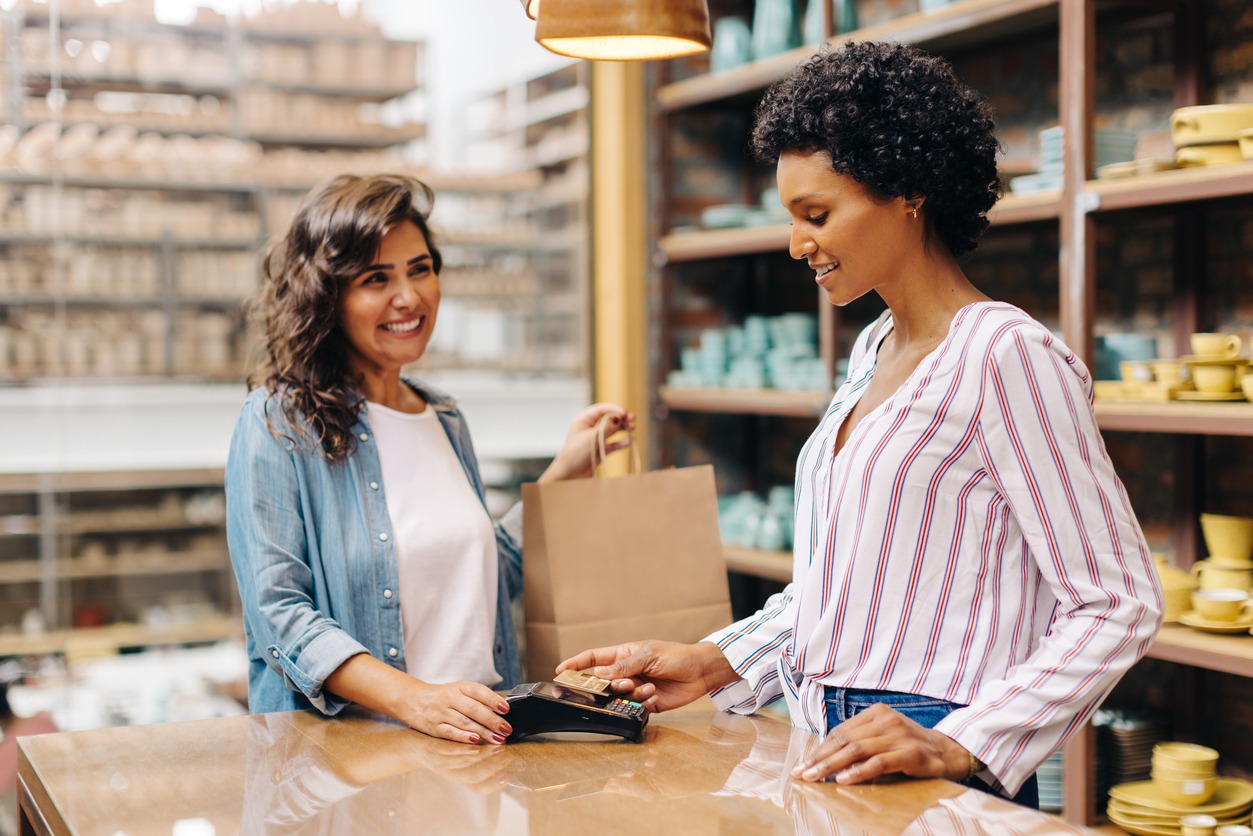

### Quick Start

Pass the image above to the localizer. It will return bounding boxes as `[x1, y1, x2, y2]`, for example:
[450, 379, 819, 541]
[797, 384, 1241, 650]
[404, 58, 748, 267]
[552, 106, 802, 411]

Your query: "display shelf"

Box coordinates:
[988, 190, 1062, 225]
[1095, 401, 1253, 436]
[1085, 162, 1253, 213]
[22, 71, 233, 96]
[0, 172, 259, 193]
[0, 615, 241, 657]
[656, 0, 1062, 112]
[244, 128, 426, 148]
[658, 192, 1059, 264]
[1146, 623, 1253, 678]
[660, 385, 830, 417]
[724, 546, 792, 583]
[0, 549, 227, 584]
[242, 81, 417, 102]
[0, 468, 224, 494]
[0, 234, 260, 249]
[0, 296, 163, 307]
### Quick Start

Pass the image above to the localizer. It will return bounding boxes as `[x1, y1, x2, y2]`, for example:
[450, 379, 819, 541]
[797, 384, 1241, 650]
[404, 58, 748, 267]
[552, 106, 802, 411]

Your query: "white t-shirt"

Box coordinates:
[367, 401, 501, 687]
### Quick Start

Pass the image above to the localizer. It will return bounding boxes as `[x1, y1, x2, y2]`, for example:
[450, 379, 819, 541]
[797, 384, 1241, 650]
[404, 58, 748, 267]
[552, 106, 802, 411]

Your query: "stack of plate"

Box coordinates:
[1098, 712, 1162, 786]
[1037, 750, 1064, 812]
[1106, 778, 1253, 836]
[1011, 126, 1138, 194]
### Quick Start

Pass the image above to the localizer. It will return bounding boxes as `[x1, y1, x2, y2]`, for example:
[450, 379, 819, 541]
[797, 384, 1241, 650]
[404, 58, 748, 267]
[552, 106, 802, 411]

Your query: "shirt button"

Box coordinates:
[369, 481, 379, 490]
[383, 589, 393, 599]
[359, 433, 369, 441]
[271, 649, 279, 658]
[388, 647, 398, 658]
[379, 533, 389, 542]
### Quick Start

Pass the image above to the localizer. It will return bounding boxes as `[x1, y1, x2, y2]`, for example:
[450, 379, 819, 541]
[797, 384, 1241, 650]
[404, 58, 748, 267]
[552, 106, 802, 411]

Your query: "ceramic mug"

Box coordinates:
[1181, 814, 1218, 836]
[1191, 363, 1242, 393]
[1191, 588, 1252, 622]
[1191, 332, 1242, 359]
[710, 17, 753, 72]
[1097, 333, 1158, 380]
[1191, 559, 1253, 592]
[1200, 513, 1253, 562]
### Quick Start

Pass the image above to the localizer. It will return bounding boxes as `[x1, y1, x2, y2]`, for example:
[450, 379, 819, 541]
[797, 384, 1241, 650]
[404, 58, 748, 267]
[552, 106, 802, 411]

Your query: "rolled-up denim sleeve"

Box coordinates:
[225, 397, 368, 715]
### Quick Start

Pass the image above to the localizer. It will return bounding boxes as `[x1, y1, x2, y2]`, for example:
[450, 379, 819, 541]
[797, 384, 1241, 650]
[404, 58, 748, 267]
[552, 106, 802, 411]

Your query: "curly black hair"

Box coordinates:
[247, 173, 443, 463]
[750, 40, 1001, 257]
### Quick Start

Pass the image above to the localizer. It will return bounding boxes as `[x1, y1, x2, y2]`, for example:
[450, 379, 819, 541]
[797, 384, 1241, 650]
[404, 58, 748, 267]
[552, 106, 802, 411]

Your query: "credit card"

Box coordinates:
[554, 669, 611, 694]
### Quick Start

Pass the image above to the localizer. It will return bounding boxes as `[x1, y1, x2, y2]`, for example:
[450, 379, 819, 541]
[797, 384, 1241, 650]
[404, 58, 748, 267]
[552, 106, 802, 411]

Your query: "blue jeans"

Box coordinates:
[824, 686, 1040, 810]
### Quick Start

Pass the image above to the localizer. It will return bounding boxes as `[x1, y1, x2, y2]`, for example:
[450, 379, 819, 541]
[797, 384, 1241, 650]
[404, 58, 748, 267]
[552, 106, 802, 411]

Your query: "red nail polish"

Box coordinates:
[497, 702, 509, 713]
[492, 733, 507, 744]
[469, 734, 481, 744]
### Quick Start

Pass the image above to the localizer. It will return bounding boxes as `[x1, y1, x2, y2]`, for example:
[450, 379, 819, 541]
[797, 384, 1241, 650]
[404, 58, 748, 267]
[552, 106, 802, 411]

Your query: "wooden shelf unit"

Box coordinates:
[646, 0, 1253, 827]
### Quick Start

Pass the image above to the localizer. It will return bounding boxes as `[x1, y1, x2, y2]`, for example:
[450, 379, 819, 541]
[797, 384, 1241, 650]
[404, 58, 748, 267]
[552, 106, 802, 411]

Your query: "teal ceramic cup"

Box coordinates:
[711, 17, 753, 72]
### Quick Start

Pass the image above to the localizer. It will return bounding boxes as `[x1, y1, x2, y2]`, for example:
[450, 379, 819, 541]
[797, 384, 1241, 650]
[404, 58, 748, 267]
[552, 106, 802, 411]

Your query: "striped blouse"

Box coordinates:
[706, 301, 1163, 795]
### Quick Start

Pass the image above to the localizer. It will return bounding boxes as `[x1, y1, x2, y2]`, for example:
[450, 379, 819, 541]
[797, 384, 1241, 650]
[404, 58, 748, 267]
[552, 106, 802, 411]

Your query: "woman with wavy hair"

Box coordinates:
[559, 41, 1161, 806]
[227, 173, 633, 744]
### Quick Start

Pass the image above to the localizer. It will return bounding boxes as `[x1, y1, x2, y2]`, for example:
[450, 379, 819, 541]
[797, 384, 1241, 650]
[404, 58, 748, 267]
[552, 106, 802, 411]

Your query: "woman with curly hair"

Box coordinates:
[559, 41, 1160, 806]
[226, 173, 633, 744]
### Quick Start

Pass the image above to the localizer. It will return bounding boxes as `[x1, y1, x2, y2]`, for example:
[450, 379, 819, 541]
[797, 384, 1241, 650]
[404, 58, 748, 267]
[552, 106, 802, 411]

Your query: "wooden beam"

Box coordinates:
[590, 61, 650, 474]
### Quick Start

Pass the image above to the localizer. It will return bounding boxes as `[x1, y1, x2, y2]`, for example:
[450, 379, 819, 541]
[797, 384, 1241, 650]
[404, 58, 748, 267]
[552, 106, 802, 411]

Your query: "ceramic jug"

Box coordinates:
[1191, 558, 1253, 593]
[1154, 554, 1197, 622]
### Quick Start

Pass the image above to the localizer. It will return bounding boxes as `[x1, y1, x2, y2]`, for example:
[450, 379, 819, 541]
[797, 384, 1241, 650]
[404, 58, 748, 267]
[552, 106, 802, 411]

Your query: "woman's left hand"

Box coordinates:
[791, 703, 973, 784]
[538, 403, 636, 483]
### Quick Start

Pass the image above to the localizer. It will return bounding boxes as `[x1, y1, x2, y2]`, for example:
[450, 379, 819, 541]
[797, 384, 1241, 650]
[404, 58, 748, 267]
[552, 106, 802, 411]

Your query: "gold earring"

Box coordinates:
[909, 206, 919, 219]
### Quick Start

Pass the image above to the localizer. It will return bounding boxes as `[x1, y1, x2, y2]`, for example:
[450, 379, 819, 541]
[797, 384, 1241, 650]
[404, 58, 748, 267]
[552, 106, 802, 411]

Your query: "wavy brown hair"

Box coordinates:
[247, 173, 443, 463]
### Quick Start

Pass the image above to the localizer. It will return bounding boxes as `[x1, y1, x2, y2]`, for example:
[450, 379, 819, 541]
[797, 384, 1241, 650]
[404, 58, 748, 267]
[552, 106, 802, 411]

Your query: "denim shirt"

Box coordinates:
[225, 377, 524, 716]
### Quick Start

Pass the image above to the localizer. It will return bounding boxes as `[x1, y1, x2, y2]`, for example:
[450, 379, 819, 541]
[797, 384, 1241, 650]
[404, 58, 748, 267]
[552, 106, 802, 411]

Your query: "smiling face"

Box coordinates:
[337, 219, 439, 384]
[777, 149, 921, 307]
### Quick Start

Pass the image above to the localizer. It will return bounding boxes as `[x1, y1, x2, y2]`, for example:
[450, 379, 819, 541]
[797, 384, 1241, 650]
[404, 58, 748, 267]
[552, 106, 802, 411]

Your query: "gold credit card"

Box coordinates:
[554, 669, 611, 694]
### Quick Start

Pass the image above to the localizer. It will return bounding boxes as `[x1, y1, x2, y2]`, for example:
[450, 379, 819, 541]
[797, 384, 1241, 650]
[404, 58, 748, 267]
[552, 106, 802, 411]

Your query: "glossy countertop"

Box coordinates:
[18, 700, 1095, 835]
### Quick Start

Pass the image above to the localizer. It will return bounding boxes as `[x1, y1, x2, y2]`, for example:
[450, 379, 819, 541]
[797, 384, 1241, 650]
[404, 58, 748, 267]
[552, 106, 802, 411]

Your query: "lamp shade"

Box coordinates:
[519, 0, 539, 20]
[536, 0, 712, 61]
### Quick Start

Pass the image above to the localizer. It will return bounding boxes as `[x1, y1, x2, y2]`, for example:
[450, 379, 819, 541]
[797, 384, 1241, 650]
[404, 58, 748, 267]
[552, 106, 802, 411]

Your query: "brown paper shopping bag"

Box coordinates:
[521, 429, 732, 682]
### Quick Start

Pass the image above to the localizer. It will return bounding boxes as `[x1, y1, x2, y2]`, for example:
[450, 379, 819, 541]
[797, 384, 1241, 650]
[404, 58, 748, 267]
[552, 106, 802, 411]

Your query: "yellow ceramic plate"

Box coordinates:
[1105, 812, 1179, 836]
[1179, 611, 1253, 633]
[1107, 798, 1250, 826]
[1109, 778, 1253, 815]
[1173, 391, 1248, 402]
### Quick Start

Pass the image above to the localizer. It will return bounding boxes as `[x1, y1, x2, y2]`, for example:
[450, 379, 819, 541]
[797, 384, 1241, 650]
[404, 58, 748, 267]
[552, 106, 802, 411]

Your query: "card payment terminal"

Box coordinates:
[503, 682, 649, 742]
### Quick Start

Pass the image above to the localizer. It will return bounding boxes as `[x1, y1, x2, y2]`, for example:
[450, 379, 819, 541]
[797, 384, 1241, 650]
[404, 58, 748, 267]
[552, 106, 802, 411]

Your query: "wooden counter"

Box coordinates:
[18, 701, 1096, 835]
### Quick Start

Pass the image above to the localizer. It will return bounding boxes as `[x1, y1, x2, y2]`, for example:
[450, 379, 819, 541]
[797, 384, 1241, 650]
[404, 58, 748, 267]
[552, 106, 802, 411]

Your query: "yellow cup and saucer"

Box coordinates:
[1180, 589, 1253, 633]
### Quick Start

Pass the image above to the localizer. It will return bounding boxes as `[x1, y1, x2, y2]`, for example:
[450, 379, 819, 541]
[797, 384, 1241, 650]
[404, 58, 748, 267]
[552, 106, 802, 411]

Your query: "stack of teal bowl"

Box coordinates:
[667, 313, 828, 392]
[1011, 126, 1138, 194]
[719, 485, 795, 552]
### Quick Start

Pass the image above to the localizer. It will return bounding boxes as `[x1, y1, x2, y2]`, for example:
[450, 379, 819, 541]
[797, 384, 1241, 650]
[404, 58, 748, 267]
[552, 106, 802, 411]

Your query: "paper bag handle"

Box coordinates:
[592, 413, 641, 477]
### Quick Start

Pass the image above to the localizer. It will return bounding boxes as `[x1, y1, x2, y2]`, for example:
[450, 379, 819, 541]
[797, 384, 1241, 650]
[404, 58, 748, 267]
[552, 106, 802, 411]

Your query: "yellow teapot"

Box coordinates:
[1154, 554, 1197, 622]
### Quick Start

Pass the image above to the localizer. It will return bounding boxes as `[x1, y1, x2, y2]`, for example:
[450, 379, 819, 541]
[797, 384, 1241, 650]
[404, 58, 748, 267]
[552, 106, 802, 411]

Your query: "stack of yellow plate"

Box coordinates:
[1106, 779, 1253, 835]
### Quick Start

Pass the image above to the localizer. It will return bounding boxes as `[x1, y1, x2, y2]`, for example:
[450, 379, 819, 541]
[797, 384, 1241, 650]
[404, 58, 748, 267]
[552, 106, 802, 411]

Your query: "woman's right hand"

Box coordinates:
[403, 681, 514, 745]
[556, 640, 740, 713]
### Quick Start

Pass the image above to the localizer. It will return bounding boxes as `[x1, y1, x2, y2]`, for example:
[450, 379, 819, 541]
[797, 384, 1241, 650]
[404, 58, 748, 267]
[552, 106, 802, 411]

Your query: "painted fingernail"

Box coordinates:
[500, 724, 512, 736]
[497, 703, 509, 713]
[492, 733, 507, 744]
[469, 734, 481, 744]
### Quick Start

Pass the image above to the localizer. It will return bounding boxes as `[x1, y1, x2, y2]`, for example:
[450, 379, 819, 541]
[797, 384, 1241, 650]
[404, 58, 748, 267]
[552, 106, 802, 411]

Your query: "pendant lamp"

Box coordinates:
[519, 0, 539, 20]
[535, 0, 712, 61]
